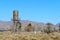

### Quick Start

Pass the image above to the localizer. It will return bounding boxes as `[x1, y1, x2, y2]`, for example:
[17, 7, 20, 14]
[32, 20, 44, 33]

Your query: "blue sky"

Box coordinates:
[0, 0, 60, 24]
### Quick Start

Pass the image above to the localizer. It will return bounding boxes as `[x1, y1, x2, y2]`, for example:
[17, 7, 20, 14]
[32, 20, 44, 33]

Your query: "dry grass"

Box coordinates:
[0, 31, 60, 40]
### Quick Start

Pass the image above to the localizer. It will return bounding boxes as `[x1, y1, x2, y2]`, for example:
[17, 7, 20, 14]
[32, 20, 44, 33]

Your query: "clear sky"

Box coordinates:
[0, 0, 60, 24]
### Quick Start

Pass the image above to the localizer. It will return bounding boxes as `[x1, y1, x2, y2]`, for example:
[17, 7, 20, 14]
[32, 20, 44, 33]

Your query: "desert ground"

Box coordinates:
[0, 31, 60, 40]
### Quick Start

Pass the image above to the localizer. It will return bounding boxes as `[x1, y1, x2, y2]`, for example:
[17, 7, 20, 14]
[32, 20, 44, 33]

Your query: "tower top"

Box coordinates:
[13, 10, 19, 21]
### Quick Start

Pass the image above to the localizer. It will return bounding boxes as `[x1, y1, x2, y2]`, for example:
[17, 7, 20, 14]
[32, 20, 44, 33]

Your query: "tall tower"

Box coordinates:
[12, 10, 21, 32]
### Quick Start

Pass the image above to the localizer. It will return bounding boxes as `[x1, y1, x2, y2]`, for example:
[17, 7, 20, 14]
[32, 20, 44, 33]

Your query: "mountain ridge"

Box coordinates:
[0, 20, 59, 31]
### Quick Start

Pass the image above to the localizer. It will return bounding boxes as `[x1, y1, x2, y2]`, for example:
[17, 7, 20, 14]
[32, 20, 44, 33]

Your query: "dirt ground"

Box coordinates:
[0, 31, 60, 40]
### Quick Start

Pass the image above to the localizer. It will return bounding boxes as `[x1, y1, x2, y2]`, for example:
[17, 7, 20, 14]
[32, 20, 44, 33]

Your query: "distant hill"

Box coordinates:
[0, 20, 59, 31]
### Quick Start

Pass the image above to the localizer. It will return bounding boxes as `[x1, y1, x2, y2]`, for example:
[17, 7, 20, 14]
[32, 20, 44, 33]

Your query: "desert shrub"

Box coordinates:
[44, 23, 53, 34]
[25, 23, 33, 32]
